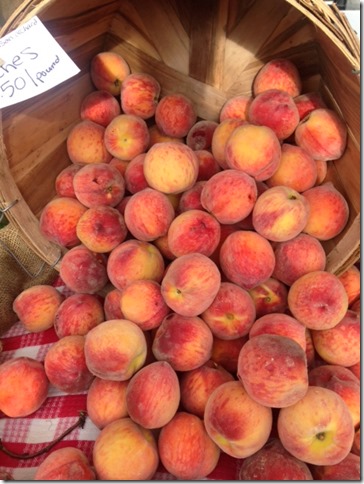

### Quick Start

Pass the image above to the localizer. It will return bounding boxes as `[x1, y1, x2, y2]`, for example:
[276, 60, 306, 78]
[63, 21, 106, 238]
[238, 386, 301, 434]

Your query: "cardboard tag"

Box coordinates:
[0, 16, 80, 108]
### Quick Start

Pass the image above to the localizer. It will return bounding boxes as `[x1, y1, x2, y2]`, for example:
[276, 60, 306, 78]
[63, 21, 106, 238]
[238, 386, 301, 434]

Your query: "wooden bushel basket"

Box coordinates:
[0, 0, 360, 275]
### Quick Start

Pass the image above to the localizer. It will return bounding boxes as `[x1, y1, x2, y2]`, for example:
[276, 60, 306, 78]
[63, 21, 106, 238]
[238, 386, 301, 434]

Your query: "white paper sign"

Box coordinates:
[0, 16, 80, 108]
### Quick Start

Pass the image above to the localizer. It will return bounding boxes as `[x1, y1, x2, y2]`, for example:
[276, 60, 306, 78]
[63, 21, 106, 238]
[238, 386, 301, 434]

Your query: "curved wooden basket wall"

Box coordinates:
[0, 0, 360, 274]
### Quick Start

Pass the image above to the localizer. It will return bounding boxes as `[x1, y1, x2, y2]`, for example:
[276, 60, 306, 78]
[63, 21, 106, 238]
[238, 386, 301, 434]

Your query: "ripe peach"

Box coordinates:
[315, 159, 328, 185]
[211, 118, 246, 169]
[90, 51, 130, 95]
[155, 93, 197, 138]
[210, 335, 247, 374]
[109, 156, 129, 176]
[178, 180, 206, 212]
[123, 153, 148, 194]
[287, 270, 349, 330]
[103, 288, 124, 320]
[80, 89, 121, 127]
[120, 72, 160, 119]
[338, 264, 360, 305]
[34, 447, 95, 480]
[84, 319, 147, 380]
[194, 149, 221, 181]
[0, 357, 49, 418]
[294, 91, 326, 120]
[153, 234, 176, 261]
[148, 123, 184, 147]
[13, 284, 64, 333]
[186, 120, 218, 151]
[310, 452, 360, 480]
[219, 94, 252, 122]
[55, 163, 82, 198]
[248, 277, 288, 318]
[253, 58, 302, 97]
[67, 119, 112, 165]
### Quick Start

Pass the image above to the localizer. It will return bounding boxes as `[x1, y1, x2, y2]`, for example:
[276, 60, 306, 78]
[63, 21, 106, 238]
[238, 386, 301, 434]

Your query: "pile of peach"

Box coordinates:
[0, 53, 360, 480]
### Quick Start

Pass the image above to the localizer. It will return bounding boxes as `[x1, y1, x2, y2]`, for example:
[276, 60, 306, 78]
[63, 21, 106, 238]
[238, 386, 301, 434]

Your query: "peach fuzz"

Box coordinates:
[103, 288, 124, 320]
[155, 93, 197, 138]
[34, 447, 95, 480]
[287, 270, 348, 330]
[248, 89, 300, 140]
[277, 386, 354, 466]
[253, 58, 302, 97]
[54, 293, 104, 338]
[55, 163, 82, 198]
[237, 334, 308, 408]
[248, 277, 288, 318]
[66, 120, 112, 165]
[338, 264, 360, 305]
[107, 239, 165, 291]
[161, 252, 221, 317]
[211, 335, 247, 374]
[186, 120, 218, 151]
[238, 438, 313, 480]
[200, 169, 257, 224]
[225, 123, 281, 181]
[204, 380, 273, 458]
[59, 245, 108, 294]
[87, 377, 128, 429]
[0, 357, 49, 418]
[92, 417, 159, 480]
[44, 335, 94, 394]
[219, 94, 252, 122]
[84, 319, 147, 381]
[120, 72, 160, 119]
[120, 279, 170, 330]
[302, 182, 349, 240]
[201, 281, 256, 340]
[123, 153, 148, 194]
[143, 141, 199, 194]
[266, 143, 318, 192]
[194, 149, 221, 181]
[294, 91, 326, 120]
[295, 108, 347, 161]
[90, 51, 130, 96]
[272, 233, 327, 286]
[124, 187, 175, 241]
[152, 313, 213, 371]
[211, 118, 246, 169]
[80, 89, 121, 127]
[167, 209, 221, 257]
[178, 180, 206, 212]
[39, 196, 87, 248]
[310, 452, 360, 481]
[252, 185, 310, 242]
[13, 284, 64, 333]
[219, 230, 276, 290]
[148, 123, 184, 147]
[158, 411, 220, 480]
[179, 360, 234, 418]
[311, 309, 360, 368]
[126, 360, 180, 429]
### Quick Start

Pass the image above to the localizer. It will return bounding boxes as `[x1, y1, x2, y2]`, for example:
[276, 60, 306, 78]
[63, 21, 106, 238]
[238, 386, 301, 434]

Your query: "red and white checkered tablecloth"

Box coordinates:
[0, 276, 242, 480]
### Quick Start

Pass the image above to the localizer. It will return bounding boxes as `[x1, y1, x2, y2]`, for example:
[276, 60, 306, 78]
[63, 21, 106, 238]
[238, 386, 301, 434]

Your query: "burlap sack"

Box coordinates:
[0, 223, 57, 336]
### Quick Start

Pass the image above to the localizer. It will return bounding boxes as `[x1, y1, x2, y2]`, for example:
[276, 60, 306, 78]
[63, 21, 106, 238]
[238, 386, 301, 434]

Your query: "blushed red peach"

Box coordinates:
[109, 157, 129, 176]
[148, 124, 184, 147]
[103, 288, 124, 320]
[123, 153, 148, 194]
[253, 58, 302, 97]
[294, 91, 326, 120]
[67, 120, 112, 165]
[338, 264, 360, 305]
[34, 447, 96, 480]
[80, 89, 121, 127]
[178, 180, 206, 212]
[55, 163, 82, 198]
[310, 452, 360, 481]
[194, 149, 221, 181]
[248, 277, 288, 318]
[211, 118, 246, 169]
[219, 94, 252, 122]
[155, 93, 197, 138]
[121, 72, 160, 119]
[186, 120, 218, 151]
[211, 335, 248, 374]
[90, 51, 130, 95]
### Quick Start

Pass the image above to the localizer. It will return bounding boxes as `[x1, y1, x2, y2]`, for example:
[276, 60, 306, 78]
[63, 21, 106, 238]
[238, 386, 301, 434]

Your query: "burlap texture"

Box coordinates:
[0, 224, 57, 336]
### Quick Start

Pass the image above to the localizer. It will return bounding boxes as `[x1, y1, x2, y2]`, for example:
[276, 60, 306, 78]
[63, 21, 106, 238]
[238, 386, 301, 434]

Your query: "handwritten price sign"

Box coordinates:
[0, 16, 80, 108]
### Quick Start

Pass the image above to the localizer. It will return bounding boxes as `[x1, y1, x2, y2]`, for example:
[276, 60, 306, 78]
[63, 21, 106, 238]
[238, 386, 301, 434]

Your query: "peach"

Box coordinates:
[211, 118, 246, 169]
[201, 281, 256, 340]
[107, 239, 165, 291]
[204, 380, 273, 458]
[13, 284, 64, 333]
[152, 312, 213, 371]
[302, 182, 349, 240]
[103, 288, 124, 320]
[124, 187, 175, 241]
[155, 93, 197, 138]
[186, 120, 218, 151]
[84, 319, 147, 380]
[80, 89, 121, 127]
[92, 417, 159, 480]
[277, 386, 354, 465]
[248, 89, 300, 140]
[225, 123, 281, 181]
[123, 153, 148, 194]
[272, 233, 327, 286]
[252, 185, 310, 242]
[238, 438, 313, 480]
[179, 360, 234, 418]
[253, 58, 302, 97]
[158, 411, 220, 480]
[178, 180, 206, 212]
[66, 119, 112, 165]
[305, 328, 316, 369]
[294, 91, 326, 120]
[338, 264, 360, 305]
[219, 230, 276, 290]
[219, 94, 252, 122]
[248, 277, 288, 318]
[287, 270, 349, 330]
[119, 279, 170, 330]
[161, 252, 221, 317]
[308, 364, 360, 428]
[126, 360, 180, 429]
[266, 143, 318, 192]
[34, 447, 95, 480]
[194, 149, 221, 181]
[44, 335, 94, 393]
[200, 169, 257, 224]
[55, 163, 82, 198]
[120, 72, 160, 119]
[295, 108, 348, 161]
[350, 297, 360, 315]
[310, 452, 360, 480]
[311, 309, 360, 367]
[0, 357, 49, 417]
[104, 113, 150, 161]
[109, 156, 129, 176]
[148, 123, 184, 147]
[315, 159, 327, 185]
[211, 335, 247, 374]
[153, 234, 176, 261]
[90, 51, 130, 95]
[167, 209, 221, 257]
[54, 293, 104, 338]
[237, 334, 308, 408]
[59, 245, 108, 294]
[39, 196, 87, 248]
[143, 141, 199, 194]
